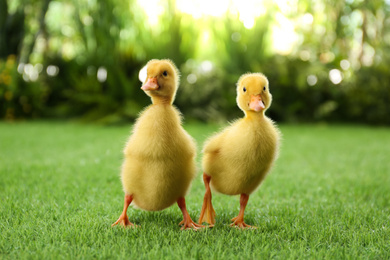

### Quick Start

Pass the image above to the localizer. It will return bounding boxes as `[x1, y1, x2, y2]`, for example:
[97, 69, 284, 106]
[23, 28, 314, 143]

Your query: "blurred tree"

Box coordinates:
[19, 0, 51, 64]
[0, 0, 389, 124]
[0, 0, 25, 59]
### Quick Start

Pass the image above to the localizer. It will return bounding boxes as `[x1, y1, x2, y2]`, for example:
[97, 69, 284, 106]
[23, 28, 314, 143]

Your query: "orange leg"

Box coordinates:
[112, 194, 136, 228]
[198, 173, 216, 226]
[177, 197, 204, 230]
[230, 193, 256, 229]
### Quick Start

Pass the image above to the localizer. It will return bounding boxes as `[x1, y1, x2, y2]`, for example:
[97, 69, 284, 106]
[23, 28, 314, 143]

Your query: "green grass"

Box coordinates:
[1, 121, 389, 259]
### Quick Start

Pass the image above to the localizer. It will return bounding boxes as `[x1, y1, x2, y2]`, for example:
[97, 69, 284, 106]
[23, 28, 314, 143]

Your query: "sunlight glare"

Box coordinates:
[201, 31, 210, 44]
[276, 0, 298, 14]
[137, 0, 298, 55]
[301, 13, 313, 27]
[231, 0, 266, 29]
[137, 0, 164, 25]
[138, 0, 287, 33]
[177, 0, 229, 18]
[272, 13, 298, 55]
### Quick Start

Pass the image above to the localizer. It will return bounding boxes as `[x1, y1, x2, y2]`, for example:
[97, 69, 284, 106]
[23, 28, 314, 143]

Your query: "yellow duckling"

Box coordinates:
[112, 59, 202, 230]
[198, 73, 281, 228]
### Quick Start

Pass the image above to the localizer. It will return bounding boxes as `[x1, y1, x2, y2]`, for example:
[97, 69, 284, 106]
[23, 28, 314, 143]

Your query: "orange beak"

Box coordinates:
[249, 95, 265, 112]
[141, 77, 159, 91]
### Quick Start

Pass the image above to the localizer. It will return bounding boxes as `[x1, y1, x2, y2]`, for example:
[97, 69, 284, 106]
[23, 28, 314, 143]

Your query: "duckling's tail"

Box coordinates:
[198, 173, 216, 226]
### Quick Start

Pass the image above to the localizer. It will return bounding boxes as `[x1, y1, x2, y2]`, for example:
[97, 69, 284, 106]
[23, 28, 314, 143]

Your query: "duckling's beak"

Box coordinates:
[249, 95, 265, 112]
[141, 77, 159, 91]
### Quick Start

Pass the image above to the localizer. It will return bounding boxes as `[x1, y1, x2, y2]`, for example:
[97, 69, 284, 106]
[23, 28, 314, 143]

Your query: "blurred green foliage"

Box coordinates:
[0, 0, 389, 124]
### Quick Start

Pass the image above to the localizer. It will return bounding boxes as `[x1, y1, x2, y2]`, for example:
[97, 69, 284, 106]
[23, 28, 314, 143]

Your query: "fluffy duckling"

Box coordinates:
[112, 59, 202, 230]
[198, 73, 281, 228]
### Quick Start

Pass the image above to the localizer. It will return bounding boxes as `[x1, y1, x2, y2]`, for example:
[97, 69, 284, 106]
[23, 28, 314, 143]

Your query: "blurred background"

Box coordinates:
[1, 0, 389, 124]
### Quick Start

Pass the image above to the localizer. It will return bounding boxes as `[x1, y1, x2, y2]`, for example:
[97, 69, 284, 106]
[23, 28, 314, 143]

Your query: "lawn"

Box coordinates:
[0, 121, 389, 259]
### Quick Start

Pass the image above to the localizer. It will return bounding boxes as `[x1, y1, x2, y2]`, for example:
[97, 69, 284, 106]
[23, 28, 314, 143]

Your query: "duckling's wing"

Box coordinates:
[203, 121, 239, 154]
[203, 131, 226, 154]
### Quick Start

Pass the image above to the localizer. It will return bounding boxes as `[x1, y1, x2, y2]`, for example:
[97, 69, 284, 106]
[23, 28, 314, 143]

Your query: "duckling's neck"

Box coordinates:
[244, 111, 265, 122]
[151, 96, 173, 105]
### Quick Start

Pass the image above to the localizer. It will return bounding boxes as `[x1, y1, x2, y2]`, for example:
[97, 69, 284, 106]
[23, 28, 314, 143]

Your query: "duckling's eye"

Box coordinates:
[263, 86, 266, 91]
[243, 87, 246, 92]
[162, 71, 168, 77]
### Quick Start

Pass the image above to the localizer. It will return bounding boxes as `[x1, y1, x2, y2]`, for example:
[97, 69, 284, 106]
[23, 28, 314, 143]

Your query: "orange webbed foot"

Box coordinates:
[198, 173, 216, 226]
[177, 197, 206, 231]
[229, 193, 257, 229]
[112, 214, 136, 228]
[198, 193, 216, 226]
[179, 218, 205, 231]
[112, 194, 137, 228]
[230, 216, 257, 229]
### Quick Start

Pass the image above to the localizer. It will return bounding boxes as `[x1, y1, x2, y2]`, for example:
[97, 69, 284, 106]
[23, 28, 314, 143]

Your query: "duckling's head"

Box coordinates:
[236, 73, 272, 115]
[141, 59, 180, 104]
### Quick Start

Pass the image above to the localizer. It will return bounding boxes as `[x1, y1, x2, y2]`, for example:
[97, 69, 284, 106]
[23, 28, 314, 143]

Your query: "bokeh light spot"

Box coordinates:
[97, 67, 107, 82]
[299, 50, 310, 61]
[47, 65, 59, 77]
[340, 59, 350, 70]
[200, 61, 213, 73]
[187, 74, 197, 84]
[307, 75, 318, 86]
[329, 69, 343, 84]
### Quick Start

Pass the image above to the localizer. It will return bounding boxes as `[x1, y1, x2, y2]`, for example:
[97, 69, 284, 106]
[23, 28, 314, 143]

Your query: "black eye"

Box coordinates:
[263, 86, 266, 91]
[162, 71, 168, 77]
[243, 87, 246, 92]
